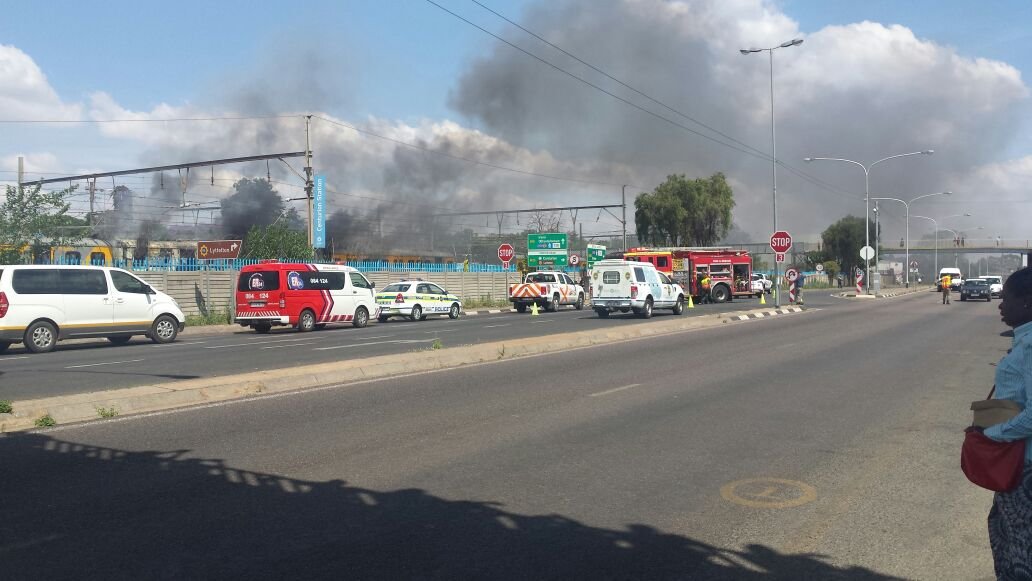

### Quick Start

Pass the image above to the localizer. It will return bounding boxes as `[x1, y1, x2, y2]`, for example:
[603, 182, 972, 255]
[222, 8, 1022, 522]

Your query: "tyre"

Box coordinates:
[575, 294, 584, 310]
[448, 303, 460, 319]
[711, 285, 730, 303]
[595, 308, 610, 318]
[150, 315, 179, 344]
[548, 295, 559, 312]
[639, 298, 653, 319]
[987, 296, 992, 302]
[254, 323, 272, 334]
[0, 340, 11, 354]
[24, 320, 57, 353]
[960, 294, 967, 302]
[673, 296, 684, 315]
[410, 305, 423, 322]
[515, 303, 527, 313]
[377, 315, 389, 323]
[297, 309, 316, 332]
[353, 307, 369, 328]
[107, 335, 132, 346]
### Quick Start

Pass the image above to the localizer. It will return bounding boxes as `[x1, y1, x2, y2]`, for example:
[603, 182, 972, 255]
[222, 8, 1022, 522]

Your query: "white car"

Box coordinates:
[375, 281, 462, 322]
[0, 265, 186, 353]
[978, 276, 1003, 297]
[751, 273, 773, 296]
[590, 259, 685, 318]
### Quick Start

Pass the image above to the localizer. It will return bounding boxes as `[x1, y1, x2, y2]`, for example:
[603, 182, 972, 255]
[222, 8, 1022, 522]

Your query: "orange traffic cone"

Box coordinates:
[531, 302, 540, 316]
[687, 294, 695, 309]
[760, 292, 766, 305]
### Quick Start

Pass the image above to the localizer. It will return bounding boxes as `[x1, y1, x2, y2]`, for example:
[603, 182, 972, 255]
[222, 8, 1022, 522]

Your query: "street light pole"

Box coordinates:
[741, 38, 803, 308]
[913, 213, 970, 282]
[804, 150, 934, 294]
[871, 191, 952, 287]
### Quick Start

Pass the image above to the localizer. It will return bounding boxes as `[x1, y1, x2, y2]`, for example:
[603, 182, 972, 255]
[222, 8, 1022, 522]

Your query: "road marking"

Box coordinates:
[0, 356, 30, 361]
[530, 319, 555, 324]
[205, 336, 328, 349]
[314, 339, 433, 351]
[425, 329, 457, 333]
[156, 341, 206, 346]
[65, 359, 145, 369]
[589, 383, 642, 397]
[720, 478, 817, 509]
[262, 342, 318, 349]
[483, 324, 510, 328]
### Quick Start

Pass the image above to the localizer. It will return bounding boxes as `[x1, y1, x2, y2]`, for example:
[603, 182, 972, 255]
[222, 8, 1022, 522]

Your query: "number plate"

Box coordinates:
[249, 301, 266, 308]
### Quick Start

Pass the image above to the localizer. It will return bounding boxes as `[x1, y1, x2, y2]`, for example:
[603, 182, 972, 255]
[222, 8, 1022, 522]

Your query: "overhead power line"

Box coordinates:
[0, 115, 301, 124]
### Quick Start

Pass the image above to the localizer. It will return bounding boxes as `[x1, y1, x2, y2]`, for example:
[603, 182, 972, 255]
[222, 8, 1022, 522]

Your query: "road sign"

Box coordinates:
[775, 252, 786, 263]
[860, 245, 875, 260]
[197, 240, 242, 260]
[527, 233, 568, 268]
[770, 230, 793, 254]
[569, 254, 580, 266]
[497, 243, 514, 269]
[785, 268, 799, 283]
[856, 267, 864, 278]
[313, 175, 326, 249]
[815, 263, 824, 272]
[586, 244, 606, 266]
[910, 260, 919, 269]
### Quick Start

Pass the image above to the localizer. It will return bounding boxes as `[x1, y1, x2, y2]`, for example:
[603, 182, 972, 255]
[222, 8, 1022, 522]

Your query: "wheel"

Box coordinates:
[315, 324, 327, 331]
[297, 309, 316, 332]
[377, 315, 389, 323]
[711, 285, 730, 303]
[673, 296, 684, 315]
[448, 303, 460, 319]
[107, 335, 132, 345]
[987, 296, 992, 302]
[353, 307, 369, 328]
[548, 295, 559, 312]
[595, 308, 610, 318]
[574, 294, 584, 310]
[515, 303, 527, 313]
[24, 320, 57, 353]
[0, 340, 11, 354]
[410, 305, 423, 322]
[150, 315, 179, 344]
[960, 294, 967, 302]
[254, 323, 272, 334]
[639, 298, 653, 319]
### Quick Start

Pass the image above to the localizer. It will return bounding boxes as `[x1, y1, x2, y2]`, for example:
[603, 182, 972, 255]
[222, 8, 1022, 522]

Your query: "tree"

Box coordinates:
[820, 215, 875, 280]
[634, 173, 735, 246]
[220, 178, 286, 240]
[0, 184, 80, 263]
[242, 223, 313, 260]
[526, 211, 562, 233]
[822, 260, 841, 284]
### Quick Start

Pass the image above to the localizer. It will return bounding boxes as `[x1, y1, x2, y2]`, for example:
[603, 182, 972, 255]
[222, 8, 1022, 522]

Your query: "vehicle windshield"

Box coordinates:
[526, 274, 556, 283]
[380, 283, 410, 293]
[965, 280, 988, 286]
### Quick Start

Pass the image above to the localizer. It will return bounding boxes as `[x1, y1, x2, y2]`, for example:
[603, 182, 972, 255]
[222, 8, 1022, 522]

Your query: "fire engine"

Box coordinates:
[613, 247, 754, 303]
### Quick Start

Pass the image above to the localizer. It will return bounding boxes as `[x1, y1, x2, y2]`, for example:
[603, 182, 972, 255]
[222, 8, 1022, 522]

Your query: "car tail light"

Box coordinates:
[395, 293, 405, 303]
[539, 285, 548, 294]
[0, 292, 7, 318]
[630, 285, 638, 299]
[279, 292, 286, 309]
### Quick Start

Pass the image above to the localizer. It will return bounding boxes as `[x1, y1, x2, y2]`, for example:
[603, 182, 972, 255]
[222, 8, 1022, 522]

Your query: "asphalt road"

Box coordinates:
[0, 292, 837, 400]
[0, 289, 1002, 579]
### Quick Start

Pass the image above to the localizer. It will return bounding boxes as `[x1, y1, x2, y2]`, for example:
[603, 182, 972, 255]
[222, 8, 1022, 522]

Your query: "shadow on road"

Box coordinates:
[0, 433, 902, 580]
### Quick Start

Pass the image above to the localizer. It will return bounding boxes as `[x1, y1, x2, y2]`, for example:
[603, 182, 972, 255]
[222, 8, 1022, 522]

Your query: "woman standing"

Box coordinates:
[984, 266, 1032, 578]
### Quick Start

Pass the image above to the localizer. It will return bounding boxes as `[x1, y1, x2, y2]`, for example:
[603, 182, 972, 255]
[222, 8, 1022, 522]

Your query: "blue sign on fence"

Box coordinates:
[313, 175, 327, 249]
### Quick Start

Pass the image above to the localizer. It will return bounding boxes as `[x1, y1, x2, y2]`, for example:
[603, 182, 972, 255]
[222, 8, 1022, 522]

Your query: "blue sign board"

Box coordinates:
[313, 174, 326, 249]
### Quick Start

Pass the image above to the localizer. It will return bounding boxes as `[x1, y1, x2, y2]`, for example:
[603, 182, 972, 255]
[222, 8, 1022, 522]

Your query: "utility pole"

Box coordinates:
[621, 185, 628, 251]
[88, 178, 97, 226]
[17, 156, 24, 188]
[304, 115, 314, 246]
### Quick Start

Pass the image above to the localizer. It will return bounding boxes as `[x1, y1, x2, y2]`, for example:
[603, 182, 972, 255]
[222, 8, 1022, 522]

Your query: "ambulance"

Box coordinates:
[235, 261, 379, 333]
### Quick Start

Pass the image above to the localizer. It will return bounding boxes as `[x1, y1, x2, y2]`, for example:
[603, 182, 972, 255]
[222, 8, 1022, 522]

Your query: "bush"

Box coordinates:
[34, 414, 56, 428]
[0, 400, 12, 414]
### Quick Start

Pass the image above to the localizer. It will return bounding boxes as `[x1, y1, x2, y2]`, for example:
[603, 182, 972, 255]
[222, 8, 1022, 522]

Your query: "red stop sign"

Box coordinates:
[770, 230, 793, 254]
[498, 243, 515, 263]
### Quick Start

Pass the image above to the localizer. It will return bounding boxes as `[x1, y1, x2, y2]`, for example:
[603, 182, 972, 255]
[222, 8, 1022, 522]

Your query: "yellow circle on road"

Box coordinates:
[720, 478, 817, 509]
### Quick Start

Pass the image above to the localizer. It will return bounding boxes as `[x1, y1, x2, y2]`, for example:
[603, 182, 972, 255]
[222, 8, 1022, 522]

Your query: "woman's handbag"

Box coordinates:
[962, 386, 1026, 492]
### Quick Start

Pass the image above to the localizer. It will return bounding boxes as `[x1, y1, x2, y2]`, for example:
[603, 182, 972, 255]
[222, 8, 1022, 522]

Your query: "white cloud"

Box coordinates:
[0, 45, 81, 120]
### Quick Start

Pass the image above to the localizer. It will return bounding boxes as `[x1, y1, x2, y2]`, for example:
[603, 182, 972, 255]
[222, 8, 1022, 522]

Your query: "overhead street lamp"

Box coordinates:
[804, 150, 934, 293]
[740, 37, 803, 307]
[913, 212, 971, 280]
[871, 191, 952, 287]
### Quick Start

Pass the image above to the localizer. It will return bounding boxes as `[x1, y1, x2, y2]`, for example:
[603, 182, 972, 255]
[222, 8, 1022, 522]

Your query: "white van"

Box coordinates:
[938, 267, 963, 291]
[0, 265, 186, 353]
[589, 259, 685, 318]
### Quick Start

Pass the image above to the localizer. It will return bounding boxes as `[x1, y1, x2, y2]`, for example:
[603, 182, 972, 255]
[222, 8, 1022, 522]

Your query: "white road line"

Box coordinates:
[0, 356, 30, 361]
[262, 342, 318, 349]
[314, 339, 433, 351]
[589, 383, 642, 397]
[530, 319, 555, 324]
[156, 341, 206, 346]
[425, 329, 457, 333]
[483, 324, 510, 328]
[205, 336, 328, 349]
[65, 359, 145, 369]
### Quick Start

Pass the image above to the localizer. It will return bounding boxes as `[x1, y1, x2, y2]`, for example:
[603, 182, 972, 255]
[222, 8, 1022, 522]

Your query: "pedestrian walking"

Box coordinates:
[981, 267, 1032, 577]
[942, 274, 952, 304]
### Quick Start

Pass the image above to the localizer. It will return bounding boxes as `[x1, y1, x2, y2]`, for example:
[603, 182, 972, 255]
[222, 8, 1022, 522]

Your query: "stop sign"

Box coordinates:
[497, 243, 515, 263]
[770, 230, 793, 254]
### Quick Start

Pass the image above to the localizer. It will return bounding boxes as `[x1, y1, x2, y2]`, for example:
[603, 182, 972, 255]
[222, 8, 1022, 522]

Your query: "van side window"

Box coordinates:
[111, 271, 150, 294]
[12, 269, 61, 294]
[350, 273, 373, 290]
[427, 283, 446, 295]
[603, 271, 620, 284]
[633, 267, 646, 283]
[61, 270, 108, 294]
[239, 271, 281, 292]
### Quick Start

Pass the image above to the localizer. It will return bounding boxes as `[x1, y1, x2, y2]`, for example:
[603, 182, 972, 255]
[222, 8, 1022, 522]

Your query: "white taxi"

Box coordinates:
[375, 281, 462, 322]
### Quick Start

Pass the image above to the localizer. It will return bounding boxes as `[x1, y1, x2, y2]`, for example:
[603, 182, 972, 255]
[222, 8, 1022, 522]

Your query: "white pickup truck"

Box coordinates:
[508, 271, 585, 313]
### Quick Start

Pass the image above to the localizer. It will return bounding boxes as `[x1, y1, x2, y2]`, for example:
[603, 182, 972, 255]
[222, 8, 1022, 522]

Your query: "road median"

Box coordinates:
[0, 305, 807, 433]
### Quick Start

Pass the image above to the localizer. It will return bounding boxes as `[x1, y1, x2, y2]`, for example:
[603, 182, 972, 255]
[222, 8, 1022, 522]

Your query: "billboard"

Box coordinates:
[527, 233, 568, 268]
[313, 174, 327, 249]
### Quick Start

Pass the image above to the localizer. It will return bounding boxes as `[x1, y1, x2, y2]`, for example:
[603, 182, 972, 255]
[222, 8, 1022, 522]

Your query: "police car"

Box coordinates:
[375, 280, 462, 322]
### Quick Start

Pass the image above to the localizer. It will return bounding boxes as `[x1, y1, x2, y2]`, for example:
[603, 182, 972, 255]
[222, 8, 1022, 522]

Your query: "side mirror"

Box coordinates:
[145, 285, 156, 295]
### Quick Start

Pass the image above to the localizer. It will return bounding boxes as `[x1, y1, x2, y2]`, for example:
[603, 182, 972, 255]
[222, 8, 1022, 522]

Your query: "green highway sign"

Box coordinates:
[586, 244, 606, 266]
[528, 233, 568, 268]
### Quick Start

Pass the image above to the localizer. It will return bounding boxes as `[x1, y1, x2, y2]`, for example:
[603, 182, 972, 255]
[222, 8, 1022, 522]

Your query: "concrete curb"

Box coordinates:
[0, 305, 809, 433]
[840, 286, 932, 299]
